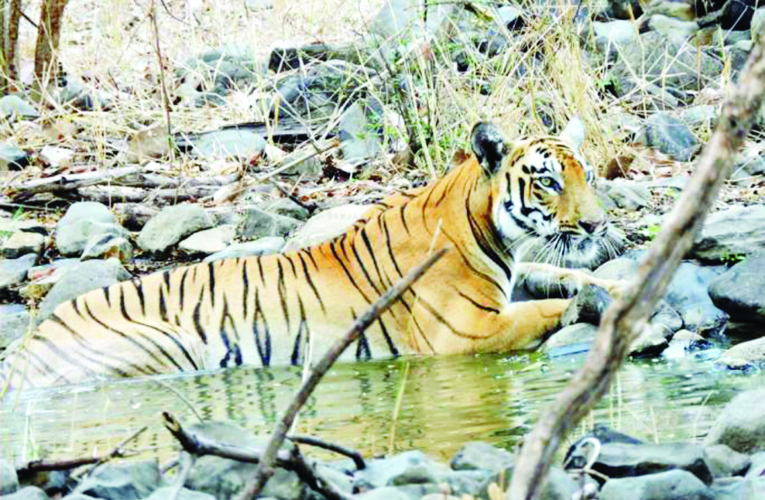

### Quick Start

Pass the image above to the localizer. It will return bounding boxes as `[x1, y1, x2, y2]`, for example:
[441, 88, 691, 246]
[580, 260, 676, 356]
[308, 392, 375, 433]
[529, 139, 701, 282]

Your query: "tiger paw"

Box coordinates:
[561, 284, 613, 327]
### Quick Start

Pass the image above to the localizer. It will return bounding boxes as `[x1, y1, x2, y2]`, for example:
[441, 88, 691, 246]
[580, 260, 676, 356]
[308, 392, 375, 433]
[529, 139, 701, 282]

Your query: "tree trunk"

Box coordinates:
[1, 0, 22, 95]
[34, 0, 69, 85]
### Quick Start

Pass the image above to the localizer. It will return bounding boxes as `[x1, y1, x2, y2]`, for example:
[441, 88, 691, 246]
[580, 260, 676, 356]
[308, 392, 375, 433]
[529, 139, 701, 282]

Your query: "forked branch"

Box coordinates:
[507, 32, 765, 500]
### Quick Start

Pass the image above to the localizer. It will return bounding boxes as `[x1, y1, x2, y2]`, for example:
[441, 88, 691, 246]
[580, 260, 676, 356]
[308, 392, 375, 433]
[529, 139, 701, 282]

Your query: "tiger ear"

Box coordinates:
[471, 122, 509, 175]
[559, 115, 585, 151]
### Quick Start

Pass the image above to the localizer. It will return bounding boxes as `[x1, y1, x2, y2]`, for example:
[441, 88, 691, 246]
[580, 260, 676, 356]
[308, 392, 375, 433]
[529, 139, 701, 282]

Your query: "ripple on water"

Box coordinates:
[2, 352, 763, 464]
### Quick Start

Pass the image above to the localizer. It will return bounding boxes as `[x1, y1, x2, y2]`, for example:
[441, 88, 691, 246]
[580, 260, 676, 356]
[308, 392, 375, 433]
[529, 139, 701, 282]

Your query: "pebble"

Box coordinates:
[179, 225, 236, 255]
[236, 207, 301, 241]
[137, 204, 215, 253]
[1, 231, 45, 258]
[203, 237, 285, 262]
[0, 253, 37, 290]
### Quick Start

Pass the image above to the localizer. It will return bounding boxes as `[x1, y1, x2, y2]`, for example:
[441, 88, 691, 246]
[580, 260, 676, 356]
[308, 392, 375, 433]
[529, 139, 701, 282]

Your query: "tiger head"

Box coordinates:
[471, 121, 624, 270]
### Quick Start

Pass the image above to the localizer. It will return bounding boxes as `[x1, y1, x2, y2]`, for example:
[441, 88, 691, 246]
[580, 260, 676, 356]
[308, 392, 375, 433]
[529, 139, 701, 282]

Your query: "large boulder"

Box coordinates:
[708, 252, 765, 323]
[137, 204, 214, 253]
[55, 202, 130, 257]
[691, 205, 765, 262]
[598, 469, 711, 500]
[704, 389, 765, 454]
[75, 461, 161, 500]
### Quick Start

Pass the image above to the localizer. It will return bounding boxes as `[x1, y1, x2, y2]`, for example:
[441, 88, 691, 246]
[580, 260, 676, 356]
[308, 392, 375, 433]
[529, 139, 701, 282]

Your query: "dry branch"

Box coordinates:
[507, 32, 765, 500]
[238, 247, 449, 500]
[162, 413, 351, 500]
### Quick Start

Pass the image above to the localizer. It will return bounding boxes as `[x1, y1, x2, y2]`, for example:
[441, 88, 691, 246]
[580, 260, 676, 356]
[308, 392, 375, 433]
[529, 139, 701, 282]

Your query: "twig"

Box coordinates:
[148, 0, 175, 163]
[5, 166, 142, 196]
[507, 29, 765, 500]
[237, 247, 449, 500]
[162, 413, 352, 500]
[16, 426, 148, 476]
[288, 435, 365, 470]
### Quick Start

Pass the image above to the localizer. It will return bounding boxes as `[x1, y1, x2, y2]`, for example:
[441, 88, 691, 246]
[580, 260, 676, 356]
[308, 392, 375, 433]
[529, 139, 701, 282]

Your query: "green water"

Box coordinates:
[2, 350, 763, 465]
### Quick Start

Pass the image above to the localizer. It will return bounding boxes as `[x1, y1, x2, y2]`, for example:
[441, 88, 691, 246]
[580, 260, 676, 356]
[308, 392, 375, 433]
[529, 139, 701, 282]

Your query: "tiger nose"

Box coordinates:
[578, 218, 605, 235]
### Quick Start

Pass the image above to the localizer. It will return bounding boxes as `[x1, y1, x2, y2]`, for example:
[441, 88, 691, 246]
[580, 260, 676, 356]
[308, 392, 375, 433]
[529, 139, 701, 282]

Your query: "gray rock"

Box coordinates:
[692, 205, 765, 262]
[354, 451, 450, 490]
[591, 442, 713, 484]
[748, 451, 765, 477]
[203, 237, 285, 262]
[138, 204, 214, 253]
[0, 253, 37, 290]
[191, 129, 266, 161]
[716, 337, 765, 370]
[314, 464, 353, 494]
[38, 259, 130, 322]
[283, 204, 370, 251]
[55, 202, 128, 257]
[731, 152, 765, 185]
[709, 252, 765, 322]
[644, 113, 699, 162]
[592, 20, 638, 55]
[629, 323, 670, 356]
[339, 101, 383, 171]
[81, 233, 133, 263]
[542, 323, 597, 356]
[705, 389, 765, 453]
[594, 257, 638, 281]
[0, 304, 30, 348]
[598, 179, 651, 210]
[237, 207, 300, 241]
[144, 488, 215, 500]
[1, 459, 19, 494]
[0, 143, 29, 170]
[562, 284, 612, 327]
[1, 231, 45, 258]
[711, 477, 765, 500]
[179, 44, 265, 100]
[179, 225, 236, 255]
[0, 95, 40, 120]
[664, 263, 728, 336]
[450, 441, 514, 473]
[598, 469, 711, 500]
[261, 198, 310, 221]
[703, 444, 751, 478]
[434, 470, 490, 498]
[2, 487, 49, 500]
[644, 15, 699, 39]
[353, 487, 414, 500]
[612, 32, 722, 100]
[75, 461, 161, 500]
[679, 105, 718, 130]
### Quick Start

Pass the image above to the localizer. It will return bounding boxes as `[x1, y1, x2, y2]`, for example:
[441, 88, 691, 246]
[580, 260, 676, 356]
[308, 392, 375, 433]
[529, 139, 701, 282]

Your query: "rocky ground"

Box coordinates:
[2, 388, 765, 500]
[3, 0, 765, 498]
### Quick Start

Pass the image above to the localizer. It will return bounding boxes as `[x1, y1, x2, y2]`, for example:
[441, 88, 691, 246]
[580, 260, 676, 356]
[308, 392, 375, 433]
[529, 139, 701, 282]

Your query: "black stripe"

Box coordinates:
[291, 298, 309, 365]
[133, 280, 146, 315]
[242, 260, 250, 320]
[102, 286, 111, 307]
[381, 215, 404, 278]
[192, 289, 208, 344]
[252, 289, 271, 366]
[219, 298, 242, 368]
[257, 256, 266, 285]
[360, 227, 388, 288]
[159, 286, 168, 322]
[179, 268, 189, 307]
[399, 205, 410, 235]
[298, 252, 326, 314]
[458, 291, 501, 314]
[208, 262, 216, 307]
[163, 270, 171, 290]
[284, 254, 298, 278]
[465, 196, 513, 283]
[352, 235, 383, 296]
[277, 259, 291, 331]
[330, 241, 373, 304]
[303, 248, 319, 270]
[378, 318, 400, 356]
[417, 296, 484, 340]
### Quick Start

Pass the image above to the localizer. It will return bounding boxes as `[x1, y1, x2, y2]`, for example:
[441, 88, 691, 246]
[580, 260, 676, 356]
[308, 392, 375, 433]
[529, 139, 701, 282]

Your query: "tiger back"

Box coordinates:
[1, 122, 623, 391]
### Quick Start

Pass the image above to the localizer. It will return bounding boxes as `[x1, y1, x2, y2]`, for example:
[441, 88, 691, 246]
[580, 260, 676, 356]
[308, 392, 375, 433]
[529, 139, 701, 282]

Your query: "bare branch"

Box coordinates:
[507, 32, 765, 500]
[238, 247, 449, 500]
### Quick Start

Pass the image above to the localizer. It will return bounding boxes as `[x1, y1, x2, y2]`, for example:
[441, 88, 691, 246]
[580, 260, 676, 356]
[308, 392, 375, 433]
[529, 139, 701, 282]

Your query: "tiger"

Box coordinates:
[1, 121, 625, 391]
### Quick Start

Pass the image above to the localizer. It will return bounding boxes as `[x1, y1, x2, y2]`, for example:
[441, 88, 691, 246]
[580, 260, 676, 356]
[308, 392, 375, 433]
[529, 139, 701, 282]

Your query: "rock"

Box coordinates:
[1, 231, 45, 258]
[703, 444, 751, 478]
[598, 469, 711, 500]
[283, 204, 370, 251]
[178, 44, 265, 100]
[75, 461, 161, 500]
[39, 146, 74, 168]
[2, 487, 49, 500]
[711, 477, 765, 500]
[705, 389, 765, 453]
[691, 205, 765, 262]
[709, 252, 765, 322]
[81, 233, 133, 263]
[629, 322, 670, 356]
[679, 105, 718, 130]
[644, 113, 699, 161]
[354, 451, 450, 490]
[179, 225, 236, 255]
[717, 0, 759, 30]
[643, 15, 699, 39]
[591, 20, 638, 55]
[191, 129, 266, 161]
[112, 203, 159, 231]
[354, 487, 414, 500]
[21, 258, 81, 300]
[261, 198, 310, 221]
[498, 5, 523, 29]
[0, 95, 40, 120]
[594, 257, 638, 281]
[589, 442, 713, 484]
[338, 101, 383, 172]
[748, 451, 765, 477]
[0, 143, 29, 170]
[144, 487, 215, 500]
[0, 304, 30, 348]
[597, 179, 651, 210]
[753, 7, 765, 43]
[237, 207, 301, 241]
[542, 323, 597, 356]
[716, 337, 765, 370]
[138, 204, 214, 253]
[612, 32, 722, 101]
[450, 441, 514, 473]
[203, 237, 285, 262]
[0, 253, 37, 290]
[55, 202, 127, 257]
[38, 259, 130, 322]
[562, 284, 612, 327]
[1, 459, 19, 494]
[664, 262, 728, 336]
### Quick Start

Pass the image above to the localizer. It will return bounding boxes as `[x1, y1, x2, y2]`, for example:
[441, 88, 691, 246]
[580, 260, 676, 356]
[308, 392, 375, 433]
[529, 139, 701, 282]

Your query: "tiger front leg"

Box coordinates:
[514, 262, 628, 299]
